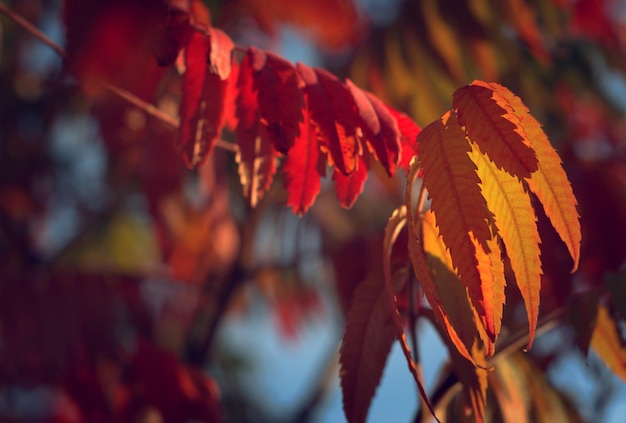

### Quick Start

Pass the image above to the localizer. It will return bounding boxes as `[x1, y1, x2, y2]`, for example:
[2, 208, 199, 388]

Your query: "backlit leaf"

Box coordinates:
[236, 49, 277, 206]
[388, 108, 421, 172]
[421, 210, 493, 360]
[297, 62, 361, 175]
[333, 153, 369, 209]
[207, 27, 234, 79]
[590, 304, 626, 381]
[418, 111, 496, 339]
[346, 79, 402, 176]
[488, 81, 581, 271]
[405, 162, 477, 365]
[283, 105, 322, 215]
[178, 31, 228, 168]
[252, 48, 304, 153]
[469, 143, 540, 349]
[453, 81, 538, 178]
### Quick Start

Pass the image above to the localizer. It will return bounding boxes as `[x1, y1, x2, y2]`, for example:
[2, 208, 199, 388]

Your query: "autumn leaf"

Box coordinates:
[404, 162, 480, 364]
[339, 271, 399, 423]
[420, 210, 489, 420]
[469, 143, 539, 349]
[388, 107, 421, 172]
[178, 31, 229, 168]
[207, 27, 234, 79]
[333, 153, 369, 209]
[453, 81, 538, 178]
[346, 79, 401, 176]
[418, 110, 497, 339]
[252, 47, 304, 153]
[382, 206, 438, 422]
[283, 104, 323, 215]
[236, 48, 278, 206]
[296, 62, 361, 175]
[486, 81, 581, 271]
[590, 304, 626, 381]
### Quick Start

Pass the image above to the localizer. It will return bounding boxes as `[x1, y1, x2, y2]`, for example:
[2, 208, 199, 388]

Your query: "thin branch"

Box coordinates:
[407, 266, 432, 420]
[415, 182, 428, 218]
[0, 4, 239, 154]
[0, 4, 67, 58]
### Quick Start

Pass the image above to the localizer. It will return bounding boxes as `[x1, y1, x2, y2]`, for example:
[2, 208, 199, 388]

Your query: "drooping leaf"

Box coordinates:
[178, 31, 228, 168]
[469, 143, 540, 349]
[207, 27, 234, 79]
[453, 81, 538, 179]
[489, 354, 530, 423]
[283, 104, 323, 215]
[388, 107, 421, 172]
[418, 110, 496, 339]
[488, 81, 581, 271]
[152, 5, 192, 66]
[297, 62, 361, 175]
[339, 273, 399, 423]
[236, 49, 277, 206]
[405, 161, 478, 365]
[421, 210, 493, 360]
[250, 47, 305, 153]
[590, 304, 626, 381]
[333, 152, 369, 209]
[346, 79, 401, 176]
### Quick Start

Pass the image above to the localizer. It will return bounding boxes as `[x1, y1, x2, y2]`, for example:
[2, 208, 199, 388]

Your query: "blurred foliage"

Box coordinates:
[0, 0, 625, 422]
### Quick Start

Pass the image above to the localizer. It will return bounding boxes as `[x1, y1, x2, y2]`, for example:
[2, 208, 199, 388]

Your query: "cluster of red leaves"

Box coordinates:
[171, 20, 420, 213]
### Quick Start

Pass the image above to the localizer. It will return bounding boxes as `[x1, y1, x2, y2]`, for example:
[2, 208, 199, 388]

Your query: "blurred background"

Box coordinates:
[1, 0, 625, 421]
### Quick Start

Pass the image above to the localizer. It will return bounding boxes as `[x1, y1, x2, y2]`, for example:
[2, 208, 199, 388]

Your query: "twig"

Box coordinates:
[407, 266, 432, 420]
[0, 4, 67, 58]
[0, 4, 239, 154]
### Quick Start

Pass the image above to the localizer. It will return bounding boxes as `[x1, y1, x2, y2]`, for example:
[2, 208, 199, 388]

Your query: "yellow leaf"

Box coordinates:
[486, 81, 581, 271]
[591, 304, 626, 381]
[469, 143, 541, 349]
[453, 81, 538, 179]
[418, 110, 497, 339]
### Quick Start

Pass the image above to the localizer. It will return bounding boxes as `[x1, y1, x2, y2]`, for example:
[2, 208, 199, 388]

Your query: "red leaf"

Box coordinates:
[178, 32, 228, 168]
[387, 108, 421, 172]
[207, 27, 235, 79]
[296, 63, 361, 175]
[339, 274, 397, 423]
[333, 153, 369, 209]
[251, 47, 305, 153]
[283, 106, 323, 215]
[236, 48, 278, 206]
[152, 6, 192, 66]
[346, 80, 402, 176]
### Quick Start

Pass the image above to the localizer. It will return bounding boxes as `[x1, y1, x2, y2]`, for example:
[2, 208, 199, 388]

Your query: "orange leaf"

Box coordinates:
[469, 143, 540, 349]
[453, 81, 538, 179]
[420, 210, 489, 420]
[487, 81, 581, 271]
[421, 210, 494, 359]
[418, 110, 496, 339]
[590, 305, 626, 381]
[404, 163, 479, 365]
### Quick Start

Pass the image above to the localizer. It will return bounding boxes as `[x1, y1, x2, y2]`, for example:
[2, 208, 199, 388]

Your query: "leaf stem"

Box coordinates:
[0, 4, 239, 154]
